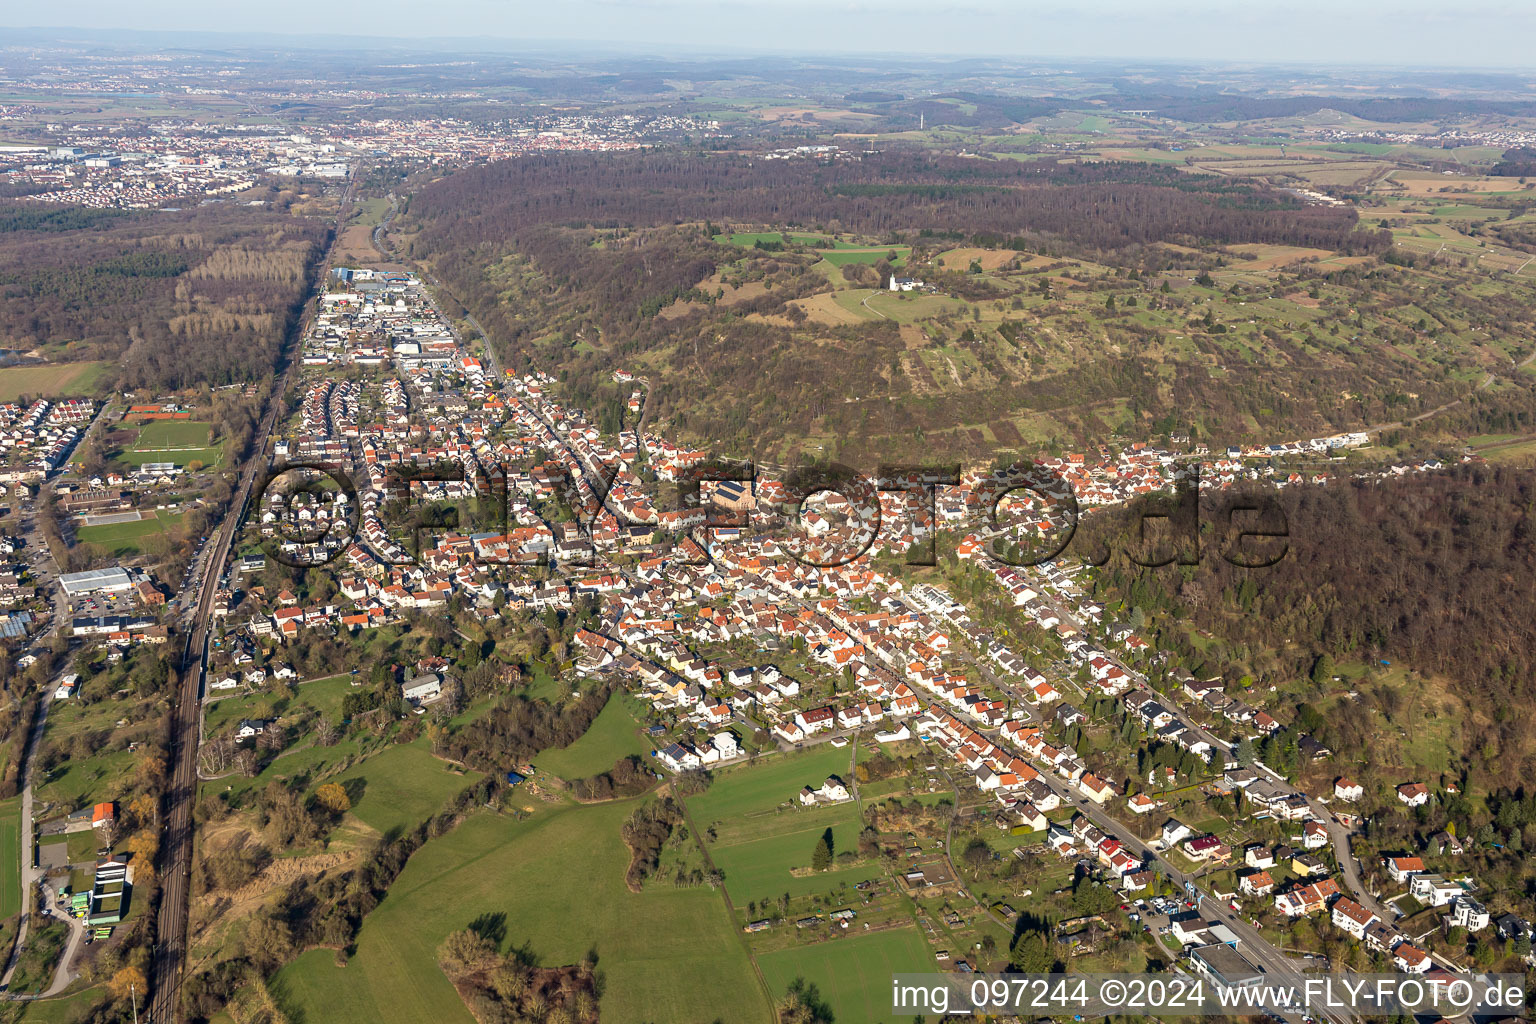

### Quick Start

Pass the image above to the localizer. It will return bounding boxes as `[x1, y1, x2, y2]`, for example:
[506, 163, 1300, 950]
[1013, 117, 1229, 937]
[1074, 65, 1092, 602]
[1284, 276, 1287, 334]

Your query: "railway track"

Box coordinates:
[146, 178, 357, 1024]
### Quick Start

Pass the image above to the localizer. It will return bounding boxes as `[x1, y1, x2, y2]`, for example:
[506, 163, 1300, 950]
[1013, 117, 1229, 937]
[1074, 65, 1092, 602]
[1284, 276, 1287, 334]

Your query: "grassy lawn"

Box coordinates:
[531, 696, 651, 780]
[208, 736, 366, 803]
[35, 749, 136, 812]
[0, 361, 112, 402]
[687, 744, 852, 823]
[16, 987, 104, 1024]
[714, 231, 858, 249]
[757, 926, 934, 1024]
[132, 419, 213, 449]
[330, 740, 482, 835]
[709, 804, 879, 905]
[862, 290, 971, 323]
[0, 796, 20, 919]
[204, 674, 358, 735]
[821, 247, 910, 266]
[273, 798, 769, 1024]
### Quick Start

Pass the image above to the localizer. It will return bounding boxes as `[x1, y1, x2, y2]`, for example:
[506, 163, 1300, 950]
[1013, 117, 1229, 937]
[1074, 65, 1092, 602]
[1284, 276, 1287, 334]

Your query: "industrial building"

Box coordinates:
[57, 567, 133, 596]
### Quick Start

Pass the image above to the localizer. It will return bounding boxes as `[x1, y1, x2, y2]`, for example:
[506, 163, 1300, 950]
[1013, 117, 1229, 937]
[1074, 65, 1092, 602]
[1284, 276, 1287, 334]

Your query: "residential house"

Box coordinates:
[1384, 856, 1425, 884]
[1409, 873, 1462, 908]
[1393, 943, 1430, 973]
[1447, 896, 1489, 933]
[1239, 870, 1277, 897]
[1331, 897, 1379, 939]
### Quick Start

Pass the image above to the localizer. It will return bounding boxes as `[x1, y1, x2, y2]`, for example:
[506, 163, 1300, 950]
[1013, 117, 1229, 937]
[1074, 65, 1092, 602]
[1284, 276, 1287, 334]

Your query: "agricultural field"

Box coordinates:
[1384, 171, 1536, 197]
[757, 926, 934, 1024]
[0, 361, 112, 402]
[685, 744, 882, 906]
[273, 798, 769, 1024]
[713, 231, 863, 249]
[819, 246, 910, 266]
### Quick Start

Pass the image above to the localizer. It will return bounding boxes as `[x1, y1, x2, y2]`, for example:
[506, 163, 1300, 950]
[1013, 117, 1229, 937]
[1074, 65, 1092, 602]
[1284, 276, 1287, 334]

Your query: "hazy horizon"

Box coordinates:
[2, 1, 1530, 68]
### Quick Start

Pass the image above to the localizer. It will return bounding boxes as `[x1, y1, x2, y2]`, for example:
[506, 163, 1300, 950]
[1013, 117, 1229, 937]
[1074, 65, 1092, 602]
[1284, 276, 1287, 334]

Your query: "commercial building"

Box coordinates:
[58, 567, 133, 596]
[1189, 943, 1264, 989]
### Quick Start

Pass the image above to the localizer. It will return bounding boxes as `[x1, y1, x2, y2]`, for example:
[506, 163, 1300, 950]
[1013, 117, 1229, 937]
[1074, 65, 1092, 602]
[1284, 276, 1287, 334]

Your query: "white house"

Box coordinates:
[773, 720, 806, 745]
[1331, 897, 1378, 939]
[1161, 819, 1193, 847]
[1393, 944, 1430, 973]
[53, 674, 80, 700]
[1409, 873, 1462, 908]
[818, 775, 851, 802]
[656, 742, 702, 773]
[1244, 845, 1276, 870]
[1448, 896, 1490, 932]
[713, 732, 740, 760]
[402, 672, 443, 704]
[1383, 855, 1424, 884]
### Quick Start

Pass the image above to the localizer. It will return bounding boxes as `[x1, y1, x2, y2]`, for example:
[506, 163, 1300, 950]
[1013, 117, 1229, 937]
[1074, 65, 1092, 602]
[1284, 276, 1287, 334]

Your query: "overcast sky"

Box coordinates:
[5, 0, 1529, 66]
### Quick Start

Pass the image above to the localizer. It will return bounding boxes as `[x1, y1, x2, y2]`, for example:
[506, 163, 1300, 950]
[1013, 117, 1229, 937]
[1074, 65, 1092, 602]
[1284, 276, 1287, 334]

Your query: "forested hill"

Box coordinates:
[409, 151, 1383, 256]
[1084, 464, 1536, 780]
[402, 151, 1420, 463]
[0, 202, 330, 390]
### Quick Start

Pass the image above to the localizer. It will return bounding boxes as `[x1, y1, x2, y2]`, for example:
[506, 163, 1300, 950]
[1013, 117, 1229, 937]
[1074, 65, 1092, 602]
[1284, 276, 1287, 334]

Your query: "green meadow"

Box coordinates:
[274, 798, 769, 1024]
[757, 926, 934, 1023]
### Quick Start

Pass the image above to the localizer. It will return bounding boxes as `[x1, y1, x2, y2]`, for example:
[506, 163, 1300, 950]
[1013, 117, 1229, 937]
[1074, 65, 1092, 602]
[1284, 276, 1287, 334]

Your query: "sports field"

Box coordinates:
[133, 419, 213, 449]
[273, 798, 769, 1024]
[757, 926, 934, 1023]
[0, 362, 112, 402]
[531, 696, 651, 780]
[0, 795, 21, 919]
[73, 510, 181, 555]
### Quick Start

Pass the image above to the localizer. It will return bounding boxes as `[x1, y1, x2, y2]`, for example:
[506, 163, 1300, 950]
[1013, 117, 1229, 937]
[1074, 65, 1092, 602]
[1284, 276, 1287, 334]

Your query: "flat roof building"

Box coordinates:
[58, 567, 133, 596]
[1189, 943, 1264, 989]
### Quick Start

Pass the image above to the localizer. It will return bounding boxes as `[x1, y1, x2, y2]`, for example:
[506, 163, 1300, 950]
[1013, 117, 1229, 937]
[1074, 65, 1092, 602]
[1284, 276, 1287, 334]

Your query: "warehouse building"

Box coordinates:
[58, 567, 133, 597]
